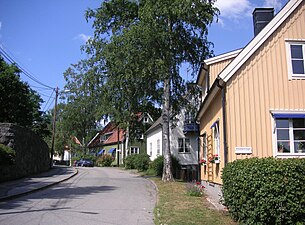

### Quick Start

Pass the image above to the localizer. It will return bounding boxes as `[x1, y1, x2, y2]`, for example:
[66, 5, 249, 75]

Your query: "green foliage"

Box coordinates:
[125, 154, 137, 169]
[222, 157, 305, 225]
[150, 155, 164, 176]
[61, 60, 100, 150]
[84, 0, 218, 181]
[0, 57, 50, 139]
[0, 144, 16, 165]
[149, 155, 181, 177]
[125, 154, 151, 171]
[96, 154, 114, 167]
[134, 154, 151, 171]
[185, 181, 205, 197]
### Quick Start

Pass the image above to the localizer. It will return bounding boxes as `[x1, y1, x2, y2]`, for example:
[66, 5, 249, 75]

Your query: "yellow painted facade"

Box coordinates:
[198, 1, 305, 184]
[199, 92, 223, 183]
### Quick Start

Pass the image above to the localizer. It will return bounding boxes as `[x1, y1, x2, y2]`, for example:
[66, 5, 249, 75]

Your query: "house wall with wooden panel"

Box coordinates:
[198, 0, 305, 185]
[225, 0, 305, 163]
[209, 58, 233, 84]
[199, 92, 223, 184]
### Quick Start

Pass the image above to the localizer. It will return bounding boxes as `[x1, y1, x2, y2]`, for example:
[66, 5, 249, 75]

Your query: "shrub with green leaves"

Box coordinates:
[125, 154, 137, 169]
[149, 155, 164, 176]
[222, 157, 305, 225]
[96, 154, 114, 167]
[134, 154, 150, 171]
[125, 154, 150, 171]
[0, 144, 16, 165]
[149, 155, 180, 177]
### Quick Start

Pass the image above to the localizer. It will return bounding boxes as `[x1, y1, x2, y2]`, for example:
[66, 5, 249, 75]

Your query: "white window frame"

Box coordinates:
[143, 117, 149, 123]
[213, 122, 220, 156]
[130, 146, 139, 155]
[157, 139, 160, 156]
[273, 114, 305, 157]
[178, 138, 191, 154]
[285, 40, 305, 80]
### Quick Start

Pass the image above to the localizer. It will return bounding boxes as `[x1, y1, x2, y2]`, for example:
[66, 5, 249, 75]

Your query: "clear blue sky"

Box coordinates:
[0, 0, 288, 112]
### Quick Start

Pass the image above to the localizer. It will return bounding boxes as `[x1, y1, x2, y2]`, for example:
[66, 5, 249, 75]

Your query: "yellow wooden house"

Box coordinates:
[197, 0, 305, 185]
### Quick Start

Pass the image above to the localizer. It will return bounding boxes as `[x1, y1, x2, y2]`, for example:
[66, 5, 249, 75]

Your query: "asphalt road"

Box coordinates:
[0, 167, 157, 225]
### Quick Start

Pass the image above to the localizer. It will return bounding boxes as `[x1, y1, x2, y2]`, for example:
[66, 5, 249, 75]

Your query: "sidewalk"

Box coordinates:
[0, 166, 78, 202]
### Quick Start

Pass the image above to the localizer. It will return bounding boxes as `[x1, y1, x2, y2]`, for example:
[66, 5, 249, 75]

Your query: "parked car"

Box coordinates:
[76, 159, 94, 167]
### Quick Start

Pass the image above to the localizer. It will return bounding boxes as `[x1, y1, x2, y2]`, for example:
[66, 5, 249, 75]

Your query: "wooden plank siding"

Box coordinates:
[199, 92, 223, 184]
[226, 0, 305, 163]
[209, 58, 233, 85]
[198, 1, 305, 184]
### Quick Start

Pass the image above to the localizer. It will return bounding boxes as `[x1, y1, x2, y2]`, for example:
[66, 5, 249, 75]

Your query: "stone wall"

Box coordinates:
[0, 123, 50, 182]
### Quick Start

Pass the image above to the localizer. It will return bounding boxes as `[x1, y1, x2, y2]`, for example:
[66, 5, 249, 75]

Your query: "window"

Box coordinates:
[286, 41, 305, 79]
[274, 116, 305, 154]
[178, 138, 191, 153]
[101, 132, 113, 141]
[143, 117, 149, 123]
[212, 121, 220, 155]
[202, 133, 207, 159]
[184, 111, 195, 124]
[130, 147, 139, 154]
[150, 143, 152, 156]
[157, 139, 160, 156]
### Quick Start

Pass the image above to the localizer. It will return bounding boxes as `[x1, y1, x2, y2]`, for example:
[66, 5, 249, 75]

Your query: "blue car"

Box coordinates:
[76, 159, 94, 167]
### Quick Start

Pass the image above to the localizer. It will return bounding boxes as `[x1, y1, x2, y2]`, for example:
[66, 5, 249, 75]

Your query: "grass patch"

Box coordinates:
[152, 178, 235, 225]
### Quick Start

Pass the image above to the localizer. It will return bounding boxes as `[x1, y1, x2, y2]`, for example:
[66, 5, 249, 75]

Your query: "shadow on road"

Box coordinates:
[0, 185, 117, 210]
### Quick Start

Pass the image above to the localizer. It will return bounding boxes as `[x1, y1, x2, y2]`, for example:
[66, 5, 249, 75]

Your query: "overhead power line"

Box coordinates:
[43, 89, 55, 111]
[0, 44, 55, 90]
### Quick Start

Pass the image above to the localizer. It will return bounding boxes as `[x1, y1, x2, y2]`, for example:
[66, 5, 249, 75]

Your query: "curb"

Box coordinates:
[145, 177, 159, 206]
[0, 168, 78, 202]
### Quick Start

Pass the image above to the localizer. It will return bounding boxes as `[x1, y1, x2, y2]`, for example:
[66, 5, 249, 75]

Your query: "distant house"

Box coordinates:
[53, 136, 82, 165]
[88, 112, 154, 164]
[196, 0, 305, 187]
[146, 107, 199, 181]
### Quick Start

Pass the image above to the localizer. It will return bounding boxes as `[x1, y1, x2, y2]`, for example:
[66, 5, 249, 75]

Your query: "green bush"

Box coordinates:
[96, 154, 114, 167]
[149, 155, 164, 176]
[125, 154, 151, 171]
[125, 154, 137, 169]
[149, 155, 180, 177]
[222, 157, 305, 225]
[134, 154, 150, 171]
[0, 144, 16, 165]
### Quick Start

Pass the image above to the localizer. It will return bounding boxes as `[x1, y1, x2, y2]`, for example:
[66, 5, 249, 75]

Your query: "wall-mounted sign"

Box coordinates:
[235, 147, 252, 154]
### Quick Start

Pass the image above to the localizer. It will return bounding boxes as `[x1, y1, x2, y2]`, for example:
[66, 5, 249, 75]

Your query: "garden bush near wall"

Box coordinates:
[0, 144, 15, 165]
[222, 157, 305, 225]
[149, 155, 180, 177]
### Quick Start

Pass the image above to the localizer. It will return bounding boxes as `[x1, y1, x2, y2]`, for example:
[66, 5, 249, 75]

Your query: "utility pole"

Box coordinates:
[50, 87, 59, 168]
[117, 127, 120, 167]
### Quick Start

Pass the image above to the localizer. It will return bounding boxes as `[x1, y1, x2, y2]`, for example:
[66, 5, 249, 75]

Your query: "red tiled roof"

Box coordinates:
[104, 128, 125, 144]
[88, 122, 126, 148]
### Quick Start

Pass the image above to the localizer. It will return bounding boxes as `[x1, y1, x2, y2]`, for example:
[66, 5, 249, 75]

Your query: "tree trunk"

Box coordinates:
[162, 17, 174, 182]
[124, 125, 129, 164]
[162, 76, 174, 182]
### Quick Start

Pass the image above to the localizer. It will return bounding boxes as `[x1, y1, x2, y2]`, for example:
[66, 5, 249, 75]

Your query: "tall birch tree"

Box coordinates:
[85, 0, 218, 181]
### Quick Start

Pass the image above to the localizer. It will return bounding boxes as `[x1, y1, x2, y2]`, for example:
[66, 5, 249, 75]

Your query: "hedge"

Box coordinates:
[222, 157, 305, 225]
[125, 154, 150, 171]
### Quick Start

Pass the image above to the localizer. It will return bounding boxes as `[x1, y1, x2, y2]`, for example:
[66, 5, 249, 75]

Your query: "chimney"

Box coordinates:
[252, 8, 274, 36]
